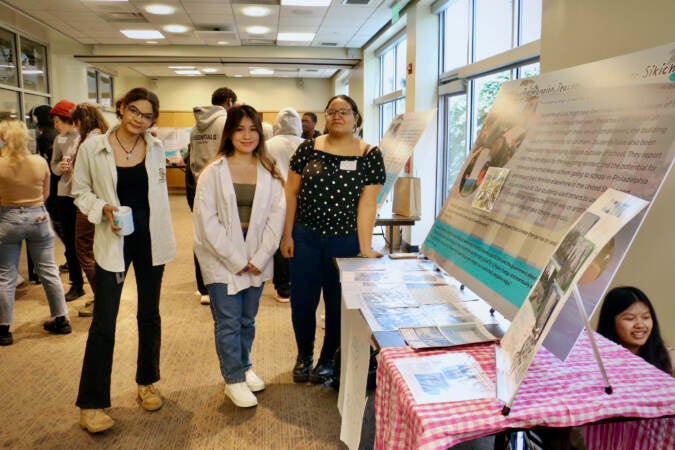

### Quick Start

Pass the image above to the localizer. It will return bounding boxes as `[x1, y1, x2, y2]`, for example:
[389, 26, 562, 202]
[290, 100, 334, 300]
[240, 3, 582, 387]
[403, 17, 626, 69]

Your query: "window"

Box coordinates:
[20, 37, 47, 93]
[0, 28, 18, 87]
[376, 37, 407, 140]
[436, 0, 541, 208]
[87, 67, 114, 106]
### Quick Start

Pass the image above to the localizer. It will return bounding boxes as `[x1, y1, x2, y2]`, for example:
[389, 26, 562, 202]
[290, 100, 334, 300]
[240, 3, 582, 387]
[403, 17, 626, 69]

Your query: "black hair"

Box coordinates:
[115, 87, 159, 122]
[302, 112, 318, 123]
[325, 95, 362, 128]
[32, 105, 53, 128]
[212, 87, 237, 107]
[597, 286, 672, 374]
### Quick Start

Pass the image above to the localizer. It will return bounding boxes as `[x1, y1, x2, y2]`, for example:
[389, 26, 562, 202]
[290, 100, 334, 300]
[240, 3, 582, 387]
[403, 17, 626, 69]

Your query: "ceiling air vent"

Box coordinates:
[241, 39, 276, 46]
[320, 42, 338, 46]
[195, 24, 236, 33]
[342, 0, 376, 5]
[105, 12, 148, 23]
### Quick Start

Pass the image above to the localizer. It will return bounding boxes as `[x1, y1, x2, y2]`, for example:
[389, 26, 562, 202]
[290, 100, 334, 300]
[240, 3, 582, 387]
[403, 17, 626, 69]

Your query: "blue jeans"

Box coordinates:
[207, 283, 263, 384]
[289, 224, 359, 363]
[0, 206, 67, 325]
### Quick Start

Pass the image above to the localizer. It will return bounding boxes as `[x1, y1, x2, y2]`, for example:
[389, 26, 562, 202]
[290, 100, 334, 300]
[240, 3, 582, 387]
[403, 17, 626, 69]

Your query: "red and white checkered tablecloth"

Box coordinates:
[374, 332, 675, 450]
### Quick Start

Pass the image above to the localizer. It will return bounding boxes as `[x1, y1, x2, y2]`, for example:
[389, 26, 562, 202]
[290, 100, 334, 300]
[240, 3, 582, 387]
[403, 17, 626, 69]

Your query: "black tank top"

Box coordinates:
[116, 162, 149, 210]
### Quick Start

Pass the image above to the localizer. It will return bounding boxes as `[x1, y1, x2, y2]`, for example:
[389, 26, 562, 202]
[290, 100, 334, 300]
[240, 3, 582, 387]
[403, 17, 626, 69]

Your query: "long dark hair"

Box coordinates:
[218, 105, 283, 184]
[597, 286, 672, 374]
[71, 103, 109, 146]
[115, 87, 160, 123]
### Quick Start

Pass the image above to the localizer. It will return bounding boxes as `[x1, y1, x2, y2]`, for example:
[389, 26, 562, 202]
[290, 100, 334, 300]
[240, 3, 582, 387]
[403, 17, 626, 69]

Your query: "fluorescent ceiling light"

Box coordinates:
[168, 65, 195, 69]
[22, 70, 44, 75]
[145, 4, 176, 15]
[201, 68, 218, 73]
[277, 32, 315, 41]
[246, 26, 270, 35]
[280, 0, 331, 6]
[175, 70, 202, 75]
[250, 68, 274, 75]
[121, 30, 165, 39]
[146, 41, 160, 44]
[84, 0, 128, 3]
[163, 24, 190, 33]
[217, 41, 230, 45]
[242, 6, 271, 17]
[234, 74, 243, 77]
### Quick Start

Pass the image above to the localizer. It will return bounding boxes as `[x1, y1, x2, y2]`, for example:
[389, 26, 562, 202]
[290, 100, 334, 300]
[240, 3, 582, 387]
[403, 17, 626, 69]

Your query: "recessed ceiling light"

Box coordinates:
[163, 24, 189, 33]
[144, 4, 175, 15]
[168, 65, 195, 69]
[175, 70, 202, 75]
[242, 6, 271, 17]
[121, 30, 165, 39]
[250, 68, 274, 75]
[201, 68, 218, 73]
[217, 41, 230, 45]
[280, 0, 331, 6]
[246, 26, 270, 35]
[277, 32, 315, 41]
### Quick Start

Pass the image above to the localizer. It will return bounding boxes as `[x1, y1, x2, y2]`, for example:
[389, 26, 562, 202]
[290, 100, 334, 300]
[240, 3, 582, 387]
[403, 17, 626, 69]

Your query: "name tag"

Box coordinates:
[340, 160, 357, 171]
[158, 168, 166, 183]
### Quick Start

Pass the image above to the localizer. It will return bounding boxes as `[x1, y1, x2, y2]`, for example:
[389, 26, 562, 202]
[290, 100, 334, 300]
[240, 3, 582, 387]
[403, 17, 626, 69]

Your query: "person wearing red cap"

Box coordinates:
[49, 100, 85, 302]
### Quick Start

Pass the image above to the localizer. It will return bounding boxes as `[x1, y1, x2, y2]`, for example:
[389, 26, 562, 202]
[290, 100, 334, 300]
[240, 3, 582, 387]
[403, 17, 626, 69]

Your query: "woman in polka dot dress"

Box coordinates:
[280, 95, 385, 385]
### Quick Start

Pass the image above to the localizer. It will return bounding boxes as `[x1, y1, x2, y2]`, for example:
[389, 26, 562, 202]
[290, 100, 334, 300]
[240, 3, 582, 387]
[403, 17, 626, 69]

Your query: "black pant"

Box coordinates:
[186, 176, 207, 296]
[57, 196, 83, 287]
[76, 208, 164, 408]
[273, 248, 290, 297]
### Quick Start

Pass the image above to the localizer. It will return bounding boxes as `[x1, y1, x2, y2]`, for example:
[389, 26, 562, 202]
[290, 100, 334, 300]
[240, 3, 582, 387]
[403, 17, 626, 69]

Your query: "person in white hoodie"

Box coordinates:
[187, 87, 237, 304]
[265, 107, 304, 302]
[193, 105, 285, 408]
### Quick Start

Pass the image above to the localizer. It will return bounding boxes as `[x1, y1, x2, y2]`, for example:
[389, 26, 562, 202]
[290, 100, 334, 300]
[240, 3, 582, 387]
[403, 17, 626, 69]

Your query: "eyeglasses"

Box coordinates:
[127, 105, 154, 122]
[325, 109, 353, 117]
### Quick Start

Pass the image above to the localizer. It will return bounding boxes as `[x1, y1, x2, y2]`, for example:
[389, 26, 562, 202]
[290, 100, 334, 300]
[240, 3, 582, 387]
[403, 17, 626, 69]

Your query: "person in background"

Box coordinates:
[187, 87, 237, 305]
[597, 286, 672, 375]
[301, 112, 321, 140]
[266, 107, 304, 303]
[70, 103, 109, 318]
[0, 119, 71, 346]
[193, 105, 285, 408]
[50, 100, 85, 302]
[73, 87, 176, 433]
[281, 95, 385, 385]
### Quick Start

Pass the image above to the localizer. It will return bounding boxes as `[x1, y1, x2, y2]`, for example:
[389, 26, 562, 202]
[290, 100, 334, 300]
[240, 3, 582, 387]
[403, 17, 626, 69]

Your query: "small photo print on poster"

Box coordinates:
[552, 212, 599, 267]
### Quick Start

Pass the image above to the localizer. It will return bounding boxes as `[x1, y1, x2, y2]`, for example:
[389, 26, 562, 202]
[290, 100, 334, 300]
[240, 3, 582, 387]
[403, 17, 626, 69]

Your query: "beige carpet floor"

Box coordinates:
[0, 193, 349, 449]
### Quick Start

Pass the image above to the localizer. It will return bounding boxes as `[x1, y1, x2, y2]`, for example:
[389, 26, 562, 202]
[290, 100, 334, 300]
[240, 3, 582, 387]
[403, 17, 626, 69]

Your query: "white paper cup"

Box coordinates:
[113, 206, 134, 236]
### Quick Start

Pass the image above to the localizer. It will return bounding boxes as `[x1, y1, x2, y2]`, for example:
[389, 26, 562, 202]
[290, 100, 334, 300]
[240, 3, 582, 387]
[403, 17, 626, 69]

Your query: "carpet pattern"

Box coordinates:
[0, 194, 347, 449]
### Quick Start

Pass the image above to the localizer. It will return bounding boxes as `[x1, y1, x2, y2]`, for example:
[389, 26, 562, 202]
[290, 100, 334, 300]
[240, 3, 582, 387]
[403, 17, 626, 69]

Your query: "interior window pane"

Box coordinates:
[380, 101, 395, 140]
[0, 88, 20, 120]
[87, 69, 98, 103]
[471, 69, 511, 140]
[474, 0, 513, 61]
[0, 28, 18, 87]
[444, 93, 468, 197]
[381, 48, 395, 95]
[442, 0, 469, 72]
[520, 0, 542, 45]
[395, 98, 405, 115]
[396, 40, 407, 90]
[20, 37, 47, 92]
[99, 73, 113, 107]
[517, 61, 540, 79]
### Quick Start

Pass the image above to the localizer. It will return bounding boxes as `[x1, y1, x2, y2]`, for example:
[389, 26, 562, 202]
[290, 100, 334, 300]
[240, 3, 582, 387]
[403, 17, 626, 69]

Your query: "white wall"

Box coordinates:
[542, 0, 675, 349]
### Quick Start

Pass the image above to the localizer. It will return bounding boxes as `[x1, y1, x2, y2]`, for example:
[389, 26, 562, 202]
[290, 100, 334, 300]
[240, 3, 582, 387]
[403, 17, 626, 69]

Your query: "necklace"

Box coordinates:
[114, 130, 141, 160]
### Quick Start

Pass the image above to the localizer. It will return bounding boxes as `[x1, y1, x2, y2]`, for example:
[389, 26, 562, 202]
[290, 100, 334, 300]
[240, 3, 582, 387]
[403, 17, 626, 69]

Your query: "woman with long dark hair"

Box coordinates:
[193, 104, 285, 408]
[280, 95, 385, 385]
[70, 103, 109, 317]
[73, 88, 176, 432]
[597, 286, 672, 375]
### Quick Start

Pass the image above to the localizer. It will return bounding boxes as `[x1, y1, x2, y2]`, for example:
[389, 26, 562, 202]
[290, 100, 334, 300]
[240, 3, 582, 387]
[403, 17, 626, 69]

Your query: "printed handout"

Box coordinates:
[400, 322, 498, 349]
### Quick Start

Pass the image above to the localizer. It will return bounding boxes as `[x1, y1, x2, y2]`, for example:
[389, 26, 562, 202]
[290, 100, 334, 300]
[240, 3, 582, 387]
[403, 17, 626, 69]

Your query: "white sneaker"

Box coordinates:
[225, 382, 257, 408]
[245, 369, 265, 392]
[200, 295, 210, 305]
[274, 290, 290, 303]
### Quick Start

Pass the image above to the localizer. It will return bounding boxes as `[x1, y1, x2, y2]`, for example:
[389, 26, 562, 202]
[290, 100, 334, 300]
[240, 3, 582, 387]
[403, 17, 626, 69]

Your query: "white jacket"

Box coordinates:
[72, 127, 177, 272]
[193, 156, 285, 295]
[266, 107, 304, 181]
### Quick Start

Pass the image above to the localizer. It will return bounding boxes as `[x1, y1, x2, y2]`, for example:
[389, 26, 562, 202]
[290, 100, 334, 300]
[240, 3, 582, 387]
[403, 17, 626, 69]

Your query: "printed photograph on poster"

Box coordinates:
[394, 353, 494, 404]
[472, 167, 510, 211]
[553, 237, 595, 292]
[400, 322, 498, 349]
[527, 262, 562, 338]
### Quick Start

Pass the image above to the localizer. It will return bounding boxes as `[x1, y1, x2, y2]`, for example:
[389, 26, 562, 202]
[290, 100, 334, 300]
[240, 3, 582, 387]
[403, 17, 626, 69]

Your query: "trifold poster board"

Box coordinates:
[422, 41, 675, 361]
[496, 188, 648, 405]
[376, 110, 436, 208]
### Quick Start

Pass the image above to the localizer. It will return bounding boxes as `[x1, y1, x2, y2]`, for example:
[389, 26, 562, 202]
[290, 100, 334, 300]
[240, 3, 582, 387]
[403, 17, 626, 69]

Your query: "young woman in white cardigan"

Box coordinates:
[193, 105, 285, 408]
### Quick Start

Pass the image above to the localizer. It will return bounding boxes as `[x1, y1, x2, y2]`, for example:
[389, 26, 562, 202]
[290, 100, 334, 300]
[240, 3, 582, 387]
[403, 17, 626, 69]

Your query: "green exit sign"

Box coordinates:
[392, 3, 400, 23]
